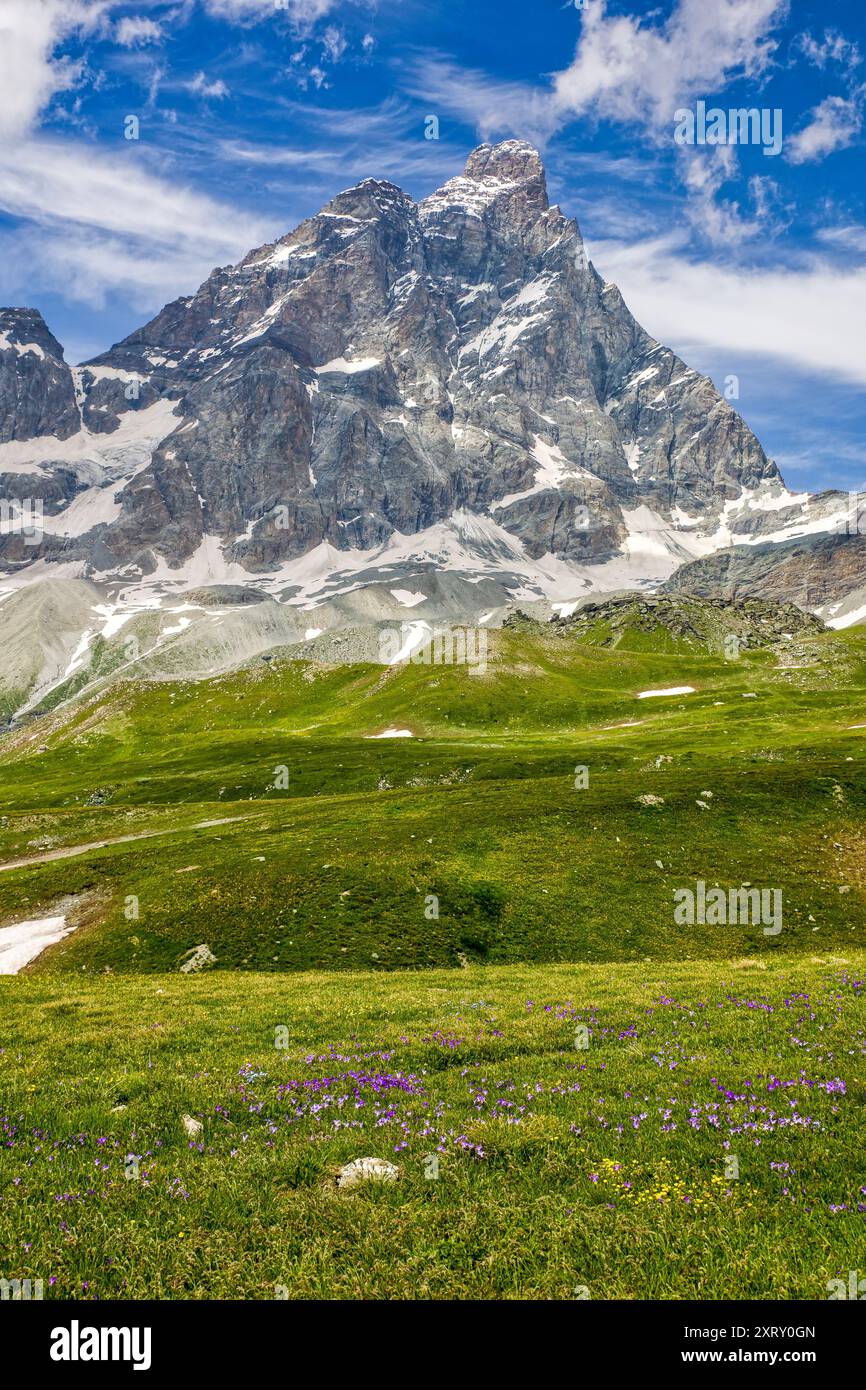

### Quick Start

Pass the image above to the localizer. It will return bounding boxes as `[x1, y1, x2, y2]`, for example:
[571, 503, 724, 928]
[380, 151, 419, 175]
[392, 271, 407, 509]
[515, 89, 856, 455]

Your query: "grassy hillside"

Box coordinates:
[0, 619, 865, 973]
[1, 604, 865, 1301]
[0, 955, 863, 1300]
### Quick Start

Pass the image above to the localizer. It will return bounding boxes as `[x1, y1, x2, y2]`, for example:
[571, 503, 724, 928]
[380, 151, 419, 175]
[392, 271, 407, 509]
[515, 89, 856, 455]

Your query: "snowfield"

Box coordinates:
[0, 914, 75, 974]
[636, 686, 696, 699]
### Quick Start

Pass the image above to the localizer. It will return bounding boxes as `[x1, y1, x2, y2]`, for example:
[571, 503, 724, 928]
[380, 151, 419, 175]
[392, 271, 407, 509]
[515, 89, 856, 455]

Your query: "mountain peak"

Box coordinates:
[0, 306, 66, 357]
[421, 139, 549, 223]
[0, 305, 80, 444]
[463, 139, 546, 189]
[461, 139, 547, 204]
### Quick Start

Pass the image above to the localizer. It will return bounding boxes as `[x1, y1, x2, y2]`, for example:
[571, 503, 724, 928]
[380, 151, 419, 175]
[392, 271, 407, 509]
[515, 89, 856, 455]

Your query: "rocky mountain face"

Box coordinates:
[663, 533, 866, 627]
[0, 139, 857, 618]
[0, 309, 79, 444]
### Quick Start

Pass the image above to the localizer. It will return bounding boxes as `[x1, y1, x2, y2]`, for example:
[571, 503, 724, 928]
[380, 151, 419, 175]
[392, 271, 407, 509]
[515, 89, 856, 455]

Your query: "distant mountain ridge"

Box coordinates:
[0, 139, 858, 626]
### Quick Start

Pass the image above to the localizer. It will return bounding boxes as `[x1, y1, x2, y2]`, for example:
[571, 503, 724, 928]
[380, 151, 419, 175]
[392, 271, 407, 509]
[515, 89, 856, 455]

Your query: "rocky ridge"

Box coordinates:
[0, 139, 852, 609]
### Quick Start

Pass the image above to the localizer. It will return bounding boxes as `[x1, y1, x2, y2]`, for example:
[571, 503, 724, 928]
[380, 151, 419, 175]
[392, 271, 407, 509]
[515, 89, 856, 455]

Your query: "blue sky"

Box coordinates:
[0, 0, 864, 492]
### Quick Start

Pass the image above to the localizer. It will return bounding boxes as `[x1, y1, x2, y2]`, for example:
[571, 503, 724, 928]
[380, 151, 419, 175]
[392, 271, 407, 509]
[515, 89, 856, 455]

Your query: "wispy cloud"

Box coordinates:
[321, 24, 347, 64]
[786, 88, 866, 164]
[588, 232, 866, 387]
[189, 70, 230, 98]
[202, 0, 345, 29]
[402, 2, 793, 242]
[115, 16, 163, 49]
[816, 223, 866, 256]
[405, 0, 791, 148]
[221, 137, 466, 199]
[0, 0, 110, 139]
[220, 93, 470, 197]
[796, 28, 862, 73]
[0, 0, 273, 310]
[0, 135, 272, 308]
[403, 54, 557, 146]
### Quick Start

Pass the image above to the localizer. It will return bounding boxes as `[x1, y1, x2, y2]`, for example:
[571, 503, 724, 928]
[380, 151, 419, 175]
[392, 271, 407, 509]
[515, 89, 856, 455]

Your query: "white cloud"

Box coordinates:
[404, 56, 558, 146]
[321, 24, 346, 65]
[747, 172, 788, 227]
[145, 62, 165, 106]
[218, 95, 474, 192]
[817, 224, 866, 256]
[0, 0, 109, 139]
[404, 1, 791, 237]
[0, 0, 341, 315]
[671, 146, 790, 245]
[409, 1, 791, 148]
[189, 70, 230, 99]
[203, 0, 338, 25]
[0, 223, 227, 316]
[797, 29, 861, 72]
[677, 145, 756, 243]
[115, 16, 163, 48]
[0, 136, 264, 250]
[0, 135, 272, 309]
[550, 0, 788, 133]
[786, 90, 865, 164]
[588, 232, 866, 386]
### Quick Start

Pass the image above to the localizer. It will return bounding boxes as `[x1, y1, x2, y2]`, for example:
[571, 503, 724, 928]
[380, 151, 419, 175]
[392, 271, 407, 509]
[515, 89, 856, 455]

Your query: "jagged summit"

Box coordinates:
[421, 139, 550, 230]
[463, 139, 547, 189]
[347, 175, 413, 198]
[334, 140, 547, 212]
[0, 141, 855, 624]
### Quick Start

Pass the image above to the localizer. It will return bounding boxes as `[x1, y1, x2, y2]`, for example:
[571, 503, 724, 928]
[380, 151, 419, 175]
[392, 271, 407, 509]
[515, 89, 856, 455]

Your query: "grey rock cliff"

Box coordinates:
[0, 309, 79, 444]
[0, 141, 855, 615]
[75, 140, 776, 575]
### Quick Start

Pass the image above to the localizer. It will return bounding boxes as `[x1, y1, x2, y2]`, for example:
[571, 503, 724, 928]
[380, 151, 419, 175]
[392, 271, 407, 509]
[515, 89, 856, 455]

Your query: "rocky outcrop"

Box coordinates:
[0, 309, 79, 443]
[506, 591, 824, 649]
[663, 533, 866, 611]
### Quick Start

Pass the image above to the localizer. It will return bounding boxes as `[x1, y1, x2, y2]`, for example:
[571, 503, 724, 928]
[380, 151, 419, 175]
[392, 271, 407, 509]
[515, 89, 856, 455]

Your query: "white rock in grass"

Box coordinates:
[179, 944, 217, 973]
[182, 1115, 203, 1138]
[336, 1157, 399, 1189]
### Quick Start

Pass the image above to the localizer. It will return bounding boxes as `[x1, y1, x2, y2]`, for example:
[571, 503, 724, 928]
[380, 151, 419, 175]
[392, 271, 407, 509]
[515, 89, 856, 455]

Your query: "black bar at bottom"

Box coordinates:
[2, 1297, 856, 1376]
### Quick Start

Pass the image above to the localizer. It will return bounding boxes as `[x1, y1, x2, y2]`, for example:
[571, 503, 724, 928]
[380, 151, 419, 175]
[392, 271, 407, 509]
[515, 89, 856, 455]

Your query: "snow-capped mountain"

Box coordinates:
[0, 140, 857, 621]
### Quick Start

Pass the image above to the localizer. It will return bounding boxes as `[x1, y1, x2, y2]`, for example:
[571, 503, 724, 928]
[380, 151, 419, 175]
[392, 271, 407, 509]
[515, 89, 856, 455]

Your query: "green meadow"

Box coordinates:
[1, 612, 865, 1297]
[1, 957, 864, 1299]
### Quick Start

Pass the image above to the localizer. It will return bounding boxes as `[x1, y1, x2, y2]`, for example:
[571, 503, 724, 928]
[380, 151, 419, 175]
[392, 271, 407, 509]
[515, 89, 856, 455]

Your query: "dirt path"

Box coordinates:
[0, 815, 262, 874]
